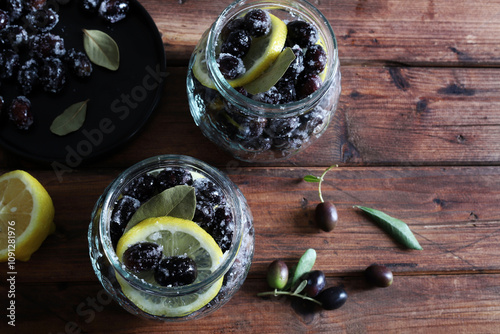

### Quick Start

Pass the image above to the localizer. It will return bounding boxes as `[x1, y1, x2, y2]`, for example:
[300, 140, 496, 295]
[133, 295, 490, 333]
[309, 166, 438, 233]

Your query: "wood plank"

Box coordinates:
[3, 166, 499, 283]
[3, 65, 497, 169]
[139, 0, 500, 66]
[3, 274, 500, 333]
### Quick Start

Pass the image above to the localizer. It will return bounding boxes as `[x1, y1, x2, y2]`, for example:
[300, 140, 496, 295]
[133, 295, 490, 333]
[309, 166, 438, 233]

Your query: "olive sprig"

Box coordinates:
[305, 166, 423, 249]
[257, 249, 348, 310]
[304, 165, 339, 232]
[256, 280, 323, 307]
[303, 164, 338, 203]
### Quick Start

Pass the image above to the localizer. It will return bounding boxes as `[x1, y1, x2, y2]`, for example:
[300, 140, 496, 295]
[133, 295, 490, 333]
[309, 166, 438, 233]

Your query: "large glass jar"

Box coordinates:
[88, 155, 254, 321]
[187, 0, 341, 162]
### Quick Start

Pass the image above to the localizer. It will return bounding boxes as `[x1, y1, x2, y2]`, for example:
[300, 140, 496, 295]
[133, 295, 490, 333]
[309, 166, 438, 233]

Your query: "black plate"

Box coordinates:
[0, 1, 166, 165]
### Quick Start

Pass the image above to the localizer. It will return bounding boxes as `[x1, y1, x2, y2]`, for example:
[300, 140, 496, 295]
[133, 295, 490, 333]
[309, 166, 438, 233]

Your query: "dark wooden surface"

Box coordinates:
[2, 0, 500, 333]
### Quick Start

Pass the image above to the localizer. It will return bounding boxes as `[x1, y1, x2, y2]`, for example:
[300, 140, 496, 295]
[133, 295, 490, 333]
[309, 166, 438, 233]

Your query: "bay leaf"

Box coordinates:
[50, 99, 89, 136]
[123, 185, 196, 233]
[354, 205, 423, 250]
[291, 248, 316, 288]
[83, 29, 120, 71]
[244, 47, 296, 95]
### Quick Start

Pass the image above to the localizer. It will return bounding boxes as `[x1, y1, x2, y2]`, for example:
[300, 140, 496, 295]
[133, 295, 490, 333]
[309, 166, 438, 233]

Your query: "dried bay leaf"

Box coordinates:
[50, 99, 89, 136]
[123, 185, 196, 234]
[354, 206, 423, 250]
[83, 29, 120, 71]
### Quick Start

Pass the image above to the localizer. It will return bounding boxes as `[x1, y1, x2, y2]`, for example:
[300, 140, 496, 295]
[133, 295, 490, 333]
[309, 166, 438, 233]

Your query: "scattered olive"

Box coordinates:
[315, 286, 347, 310]
[315, 201, 338, 232]
[365, 264, 393, 288]
[301, 270, 326, 297]
[8, 96, 33, 130]
[266, 260, 289, 290]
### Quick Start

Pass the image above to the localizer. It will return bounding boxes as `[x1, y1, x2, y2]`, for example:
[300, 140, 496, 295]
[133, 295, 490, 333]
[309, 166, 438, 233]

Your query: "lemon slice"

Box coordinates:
[116, 216, 224, 317]
[228, 14, 287, 87]
[192, 13, 287, 89]
[0, 170, 55, 262]
[316, 35, 328, 82]
[191, 29, 216, 89]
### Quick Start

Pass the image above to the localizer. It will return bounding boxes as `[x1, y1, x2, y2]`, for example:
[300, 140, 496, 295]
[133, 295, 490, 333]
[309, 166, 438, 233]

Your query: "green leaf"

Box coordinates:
[354, 206, 423, 250]
[124, 185, 196, 233]
[243, 47, 296, 95]
[291, 248, 316, 288]
[50, 100, 89, 136]
[293, 280, 308, 295]
[83, 29, 120, 71]
[303, 175, 321, 183]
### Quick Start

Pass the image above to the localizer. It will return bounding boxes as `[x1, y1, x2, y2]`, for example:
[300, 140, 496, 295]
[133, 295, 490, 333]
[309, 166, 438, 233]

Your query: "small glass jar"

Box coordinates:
[187, 0, 341, 162]
[88, 155, 254, 321]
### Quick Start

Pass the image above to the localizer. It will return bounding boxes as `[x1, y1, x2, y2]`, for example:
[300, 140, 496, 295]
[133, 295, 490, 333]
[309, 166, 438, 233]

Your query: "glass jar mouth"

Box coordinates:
[206, 0, 340, 118]
[98, 154, 244, 296]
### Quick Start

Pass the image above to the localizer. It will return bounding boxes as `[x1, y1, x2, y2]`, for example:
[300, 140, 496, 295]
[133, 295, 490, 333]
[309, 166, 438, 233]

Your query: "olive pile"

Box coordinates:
[122, 242, 198, 287]
[0, 0, 129, 130]
[260, 258, 395, 312]
[262, 259, 348, 311]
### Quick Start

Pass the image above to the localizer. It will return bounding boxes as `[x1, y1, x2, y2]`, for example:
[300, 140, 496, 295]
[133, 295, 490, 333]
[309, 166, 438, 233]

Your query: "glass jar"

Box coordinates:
[88, 155, 254, 321]
[187, 0, 341, 162]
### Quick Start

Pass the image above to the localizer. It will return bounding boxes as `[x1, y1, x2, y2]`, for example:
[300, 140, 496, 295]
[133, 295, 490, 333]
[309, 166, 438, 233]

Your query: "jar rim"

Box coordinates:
[98, 154, 245, 296]
[206, 0, 340, 118]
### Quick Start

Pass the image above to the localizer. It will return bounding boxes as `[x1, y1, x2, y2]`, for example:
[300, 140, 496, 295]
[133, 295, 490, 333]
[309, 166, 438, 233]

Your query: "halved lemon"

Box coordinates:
[192, 13, 287, 89]
[0, 170, 55, 262]
[116, 216, 224, 317]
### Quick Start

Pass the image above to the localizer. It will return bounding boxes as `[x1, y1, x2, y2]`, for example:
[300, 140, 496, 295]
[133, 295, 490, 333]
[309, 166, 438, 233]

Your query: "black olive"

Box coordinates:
[122, 242, 163, 273]
[315, 286, 347, 310]
[154, 256, 198, 287]
[365, 264, 393, 288]
[315, 201, 338, 232]
[300, 270, 326, 297]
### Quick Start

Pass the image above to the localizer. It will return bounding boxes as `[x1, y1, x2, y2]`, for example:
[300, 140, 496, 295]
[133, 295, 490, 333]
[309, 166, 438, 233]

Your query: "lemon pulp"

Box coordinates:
[0, 170, 55, 262]
[116, 216, 224, 317]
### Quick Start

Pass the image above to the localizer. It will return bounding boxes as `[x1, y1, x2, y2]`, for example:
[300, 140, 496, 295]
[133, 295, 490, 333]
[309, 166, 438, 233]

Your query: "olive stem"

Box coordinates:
[256, 290, 323, 306]
[318, 165, 338, 203]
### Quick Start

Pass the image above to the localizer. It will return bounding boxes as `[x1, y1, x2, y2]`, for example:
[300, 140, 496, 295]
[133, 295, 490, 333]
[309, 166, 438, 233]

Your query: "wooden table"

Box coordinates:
[2, 0, 500, 332]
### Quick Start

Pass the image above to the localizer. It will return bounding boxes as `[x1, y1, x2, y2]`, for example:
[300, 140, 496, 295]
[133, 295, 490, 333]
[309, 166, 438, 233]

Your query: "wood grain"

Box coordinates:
[3, 274, 499, 333]
[3, 166, 499, 284]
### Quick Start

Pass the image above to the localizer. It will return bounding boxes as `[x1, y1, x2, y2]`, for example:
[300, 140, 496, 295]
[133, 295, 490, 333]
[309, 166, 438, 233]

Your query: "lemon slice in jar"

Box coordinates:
[316, 35, 328, 82]
[116, 216, 224, 317]
[0, 170, 55, 262]
[192, 13, 287, 89]
[192, 28, 217, 89]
